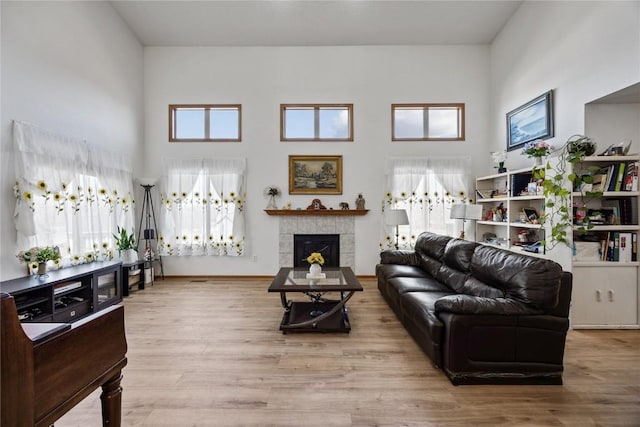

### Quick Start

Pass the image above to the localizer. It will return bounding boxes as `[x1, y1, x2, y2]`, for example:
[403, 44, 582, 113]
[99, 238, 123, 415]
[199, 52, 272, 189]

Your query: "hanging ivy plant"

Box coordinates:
[532, 135, 602, 250]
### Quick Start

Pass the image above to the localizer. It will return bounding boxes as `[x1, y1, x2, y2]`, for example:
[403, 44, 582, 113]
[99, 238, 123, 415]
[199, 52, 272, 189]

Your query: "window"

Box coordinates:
[169, 104, 241, 142]
[392, 104, 465, 141]
[381, 157, 471, 250]
[280, 104, 353, 141]
[13, 121, 136, 269]
[159, 158, 246, 257]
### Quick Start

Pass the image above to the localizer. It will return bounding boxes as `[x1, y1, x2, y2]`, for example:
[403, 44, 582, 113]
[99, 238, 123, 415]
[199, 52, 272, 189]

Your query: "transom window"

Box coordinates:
[169, 104, 241, 142]
[280, 104, 353, 141]
[392, 104, 465, 141]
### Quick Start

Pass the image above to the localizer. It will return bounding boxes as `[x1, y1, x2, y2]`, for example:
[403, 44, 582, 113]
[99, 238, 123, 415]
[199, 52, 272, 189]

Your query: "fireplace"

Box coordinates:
[294, 234, 340, 267]
[277, 216, 355, 268]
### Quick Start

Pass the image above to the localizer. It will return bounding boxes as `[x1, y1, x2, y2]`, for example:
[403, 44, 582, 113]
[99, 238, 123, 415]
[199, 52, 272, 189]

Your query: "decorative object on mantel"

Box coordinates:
[17, 246, 60, 278]
[339, 202, 349, 210]
[264, 185, 281, 209]
[355, 193, 366, 210]
[264, 209, 368, 216]
[491, 150, 507, 173]
[306, 198, 327, 210]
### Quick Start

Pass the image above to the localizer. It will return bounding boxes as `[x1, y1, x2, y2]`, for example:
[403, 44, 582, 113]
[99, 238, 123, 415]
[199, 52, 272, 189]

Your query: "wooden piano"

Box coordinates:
[1, 292, 127, 426]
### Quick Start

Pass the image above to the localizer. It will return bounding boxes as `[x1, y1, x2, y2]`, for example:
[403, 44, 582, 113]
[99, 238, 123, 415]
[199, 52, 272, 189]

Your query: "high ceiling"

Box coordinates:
[109, 0, 523, 47]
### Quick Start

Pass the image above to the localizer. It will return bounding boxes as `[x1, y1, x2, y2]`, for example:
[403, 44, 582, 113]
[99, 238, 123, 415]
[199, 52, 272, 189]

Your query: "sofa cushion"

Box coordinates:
[379, 249, 419, 266]
[399, 290, 452, 340]
[470, 245, 562, 309]
[414, 232, 452, 260]
[457, 276, 506, 298]
[376, 263, 429, 280]
[387, 277, 452, 313]
[434, 294, 541, 315]
[442, 238, 478, 272]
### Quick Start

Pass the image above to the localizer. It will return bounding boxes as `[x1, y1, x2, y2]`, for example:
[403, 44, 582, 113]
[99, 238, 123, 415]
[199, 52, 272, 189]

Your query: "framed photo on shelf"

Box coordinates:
[288, 155, 343, 195]
[522, 207, 539, 223]
[506, 90, 554, 151]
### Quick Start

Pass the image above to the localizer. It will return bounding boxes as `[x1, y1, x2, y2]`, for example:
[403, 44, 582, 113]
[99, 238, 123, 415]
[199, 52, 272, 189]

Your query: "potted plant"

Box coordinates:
[523, 140, 553, 166]
[567, 135, 597, 157]
[532, 134, 601, 250]
[17, 246, 61, 276]
[113, 226, 138, 263]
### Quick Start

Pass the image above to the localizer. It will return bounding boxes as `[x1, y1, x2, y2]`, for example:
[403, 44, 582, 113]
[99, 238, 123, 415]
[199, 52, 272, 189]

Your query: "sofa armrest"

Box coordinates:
[379, 249, 419, 266]
[434, 294, 542, 316]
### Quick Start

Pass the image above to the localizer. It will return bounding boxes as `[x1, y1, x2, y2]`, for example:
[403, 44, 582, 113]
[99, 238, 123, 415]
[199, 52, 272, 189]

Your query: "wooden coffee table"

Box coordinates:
[268, 267, 363, 333]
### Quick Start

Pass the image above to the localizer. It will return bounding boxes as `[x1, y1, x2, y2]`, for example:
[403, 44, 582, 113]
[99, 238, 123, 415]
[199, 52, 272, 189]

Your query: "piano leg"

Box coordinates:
[100, 372, 123, 427]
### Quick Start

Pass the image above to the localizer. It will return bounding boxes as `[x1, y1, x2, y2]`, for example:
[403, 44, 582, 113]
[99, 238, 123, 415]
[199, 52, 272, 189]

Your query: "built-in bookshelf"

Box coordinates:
[475, 167, 547, 259]
[571, 154, 639, 329]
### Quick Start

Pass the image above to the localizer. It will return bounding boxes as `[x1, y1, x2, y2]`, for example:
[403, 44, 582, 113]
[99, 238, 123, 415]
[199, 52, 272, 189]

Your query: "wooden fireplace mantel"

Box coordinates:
[264, 209, 369, 216]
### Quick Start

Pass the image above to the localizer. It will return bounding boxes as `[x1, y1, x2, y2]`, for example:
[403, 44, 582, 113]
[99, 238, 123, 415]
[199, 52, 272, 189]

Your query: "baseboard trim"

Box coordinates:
[158, 274, 377, 281]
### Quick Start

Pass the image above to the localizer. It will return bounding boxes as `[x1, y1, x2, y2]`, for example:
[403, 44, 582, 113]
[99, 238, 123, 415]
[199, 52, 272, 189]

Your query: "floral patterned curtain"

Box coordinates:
[158, 158, 246, 257]
[12, 121, 135, 273]
[381, 157, 472, 250]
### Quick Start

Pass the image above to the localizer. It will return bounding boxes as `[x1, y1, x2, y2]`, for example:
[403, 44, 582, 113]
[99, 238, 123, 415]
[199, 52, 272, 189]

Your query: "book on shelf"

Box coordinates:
[614, 162, 627, 192]
[619, 232, 633, 262]
[510, 172, 533, 197]
[624, 160, 639, 191]
[591, 173, 608, 192]
[598, 231, 637, 262]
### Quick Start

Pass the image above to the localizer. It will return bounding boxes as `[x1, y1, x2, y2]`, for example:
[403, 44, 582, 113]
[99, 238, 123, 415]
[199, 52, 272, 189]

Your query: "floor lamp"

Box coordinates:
[450, 204, 483, 240]
[136, 179, 164, 281]
[385, 209, 409, 249]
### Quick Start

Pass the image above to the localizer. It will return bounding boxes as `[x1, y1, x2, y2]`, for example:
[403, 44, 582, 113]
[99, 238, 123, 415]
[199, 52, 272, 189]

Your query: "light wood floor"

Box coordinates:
[56, 277, 640, 426]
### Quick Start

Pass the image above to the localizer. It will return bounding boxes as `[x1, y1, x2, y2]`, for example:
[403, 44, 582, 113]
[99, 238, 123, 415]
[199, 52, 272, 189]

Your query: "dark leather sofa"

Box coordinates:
[376, 232, 572, 385]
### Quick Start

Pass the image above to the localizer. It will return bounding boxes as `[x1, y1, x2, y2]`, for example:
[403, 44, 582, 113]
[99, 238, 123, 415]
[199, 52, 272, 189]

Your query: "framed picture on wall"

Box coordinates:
[506, 90, 554, 151]
[288, 155, 342, 195]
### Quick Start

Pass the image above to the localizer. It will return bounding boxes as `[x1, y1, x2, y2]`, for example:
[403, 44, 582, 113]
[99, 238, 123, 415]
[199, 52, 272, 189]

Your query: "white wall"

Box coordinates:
[144, 45, 491, 275]
[0, 1, 144, 280]
[585, 103, 640, 148]
[490, 1, 640, 269]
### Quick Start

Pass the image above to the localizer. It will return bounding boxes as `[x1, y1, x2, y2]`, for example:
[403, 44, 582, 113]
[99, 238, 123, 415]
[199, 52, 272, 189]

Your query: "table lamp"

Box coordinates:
[385, 209, 410, 249]
[450, 204, 483, 240]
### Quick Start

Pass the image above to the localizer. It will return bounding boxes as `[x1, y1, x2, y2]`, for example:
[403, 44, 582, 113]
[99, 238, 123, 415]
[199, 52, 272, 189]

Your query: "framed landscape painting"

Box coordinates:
[506, 90, 554, 151]
[289, 155, 342, 195]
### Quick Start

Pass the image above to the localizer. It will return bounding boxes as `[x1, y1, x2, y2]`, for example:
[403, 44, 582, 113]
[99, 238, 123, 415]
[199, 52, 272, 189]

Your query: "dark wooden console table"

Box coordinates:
[0, 261, 122, 323]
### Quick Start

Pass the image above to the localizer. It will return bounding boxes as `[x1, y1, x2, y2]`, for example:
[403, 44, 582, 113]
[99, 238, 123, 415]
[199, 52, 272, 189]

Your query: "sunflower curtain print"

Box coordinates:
[381, 157, 472, 250]
[13, 121, 136, 270]
[158, 158, 246, 257]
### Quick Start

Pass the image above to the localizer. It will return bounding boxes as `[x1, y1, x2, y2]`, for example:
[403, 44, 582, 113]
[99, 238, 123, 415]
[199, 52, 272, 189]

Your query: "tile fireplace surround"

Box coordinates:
[278, 216, 355, 268]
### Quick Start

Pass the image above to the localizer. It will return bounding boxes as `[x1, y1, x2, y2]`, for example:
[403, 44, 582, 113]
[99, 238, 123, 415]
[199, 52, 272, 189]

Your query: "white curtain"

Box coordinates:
[13, 120, 135, 271]
[158, 158, 246, 257]
[381, 157, 472, 249]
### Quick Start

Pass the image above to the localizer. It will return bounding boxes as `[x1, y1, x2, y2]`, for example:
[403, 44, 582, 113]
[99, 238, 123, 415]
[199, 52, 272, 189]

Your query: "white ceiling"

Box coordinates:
[109, 0, 523, 47]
